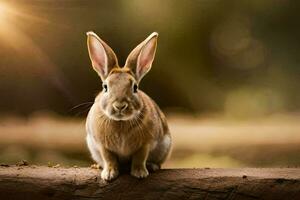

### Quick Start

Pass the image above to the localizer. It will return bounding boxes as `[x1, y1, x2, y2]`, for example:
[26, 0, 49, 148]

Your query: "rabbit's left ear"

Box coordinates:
[87, 31, 119, 80]
[125, 32, 158, 82]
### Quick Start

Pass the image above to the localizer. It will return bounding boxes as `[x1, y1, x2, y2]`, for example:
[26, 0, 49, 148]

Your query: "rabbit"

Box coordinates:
[85, 31, 172, 181]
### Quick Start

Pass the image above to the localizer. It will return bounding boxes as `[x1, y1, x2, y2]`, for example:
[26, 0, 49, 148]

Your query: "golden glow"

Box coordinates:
[0, 2, 55, 63]
[0, 1, 72, 100]
[0, 2, 8, 14]
[0, 2, 9, 26]
[0, 2, 17, 47]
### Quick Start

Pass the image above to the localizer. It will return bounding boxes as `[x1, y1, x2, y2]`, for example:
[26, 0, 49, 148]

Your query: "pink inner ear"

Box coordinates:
[137, 39, 156, 76]
[89, 36, 107, 75]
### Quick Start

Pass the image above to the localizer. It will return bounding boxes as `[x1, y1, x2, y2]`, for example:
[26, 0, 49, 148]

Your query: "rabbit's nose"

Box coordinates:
[113, 102, 128, 111]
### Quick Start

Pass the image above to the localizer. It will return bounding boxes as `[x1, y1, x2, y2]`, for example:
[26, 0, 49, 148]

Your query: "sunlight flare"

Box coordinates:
[0, 1, 75, 103]
[0, 2, 9, 27]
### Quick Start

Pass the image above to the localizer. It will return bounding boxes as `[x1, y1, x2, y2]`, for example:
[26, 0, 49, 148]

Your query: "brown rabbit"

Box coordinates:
[85, 32, 172, 181]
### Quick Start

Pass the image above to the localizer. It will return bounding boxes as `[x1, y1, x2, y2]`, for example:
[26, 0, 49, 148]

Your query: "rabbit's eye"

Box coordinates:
[103, 84, 108, 92]
[133, 84, 138, 93]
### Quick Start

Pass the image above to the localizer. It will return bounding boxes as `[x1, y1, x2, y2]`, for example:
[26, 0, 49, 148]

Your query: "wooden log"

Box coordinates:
[0, 166, 300, 200]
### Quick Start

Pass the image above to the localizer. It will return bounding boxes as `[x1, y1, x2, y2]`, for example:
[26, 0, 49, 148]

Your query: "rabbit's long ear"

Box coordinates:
[87, 31, 119, 80]
[125, 32, 158, 82]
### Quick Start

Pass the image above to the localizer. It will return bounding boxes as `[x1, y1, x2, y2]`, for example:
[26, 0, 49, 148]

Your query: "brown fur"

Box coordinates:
[90, 90, 167, 157]
[86, 32, 172, 180]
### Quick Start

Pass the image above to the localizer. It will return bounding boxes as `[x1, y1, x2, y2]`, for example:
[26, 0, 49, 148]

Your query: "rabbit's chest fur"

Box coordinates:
[102, 125, 150, 156]
[87, 91, 167, 159]
[87, 105, 156, 157]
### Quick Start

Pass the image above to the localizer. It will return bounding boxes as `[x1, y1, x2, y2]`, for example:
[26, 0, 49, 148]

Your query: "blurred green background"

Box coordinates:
[0, 0, 299, 168]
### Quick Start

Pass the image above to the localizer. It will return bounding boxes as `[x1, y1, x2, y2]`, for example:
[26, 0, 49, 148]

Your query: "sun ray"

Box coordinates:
[0, 1, 75, 103]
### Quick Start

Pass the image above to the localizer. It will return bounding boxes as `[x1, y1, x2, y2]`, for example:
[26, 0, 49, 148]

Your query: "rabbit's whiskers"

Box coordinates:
[69, 101, 94, 116]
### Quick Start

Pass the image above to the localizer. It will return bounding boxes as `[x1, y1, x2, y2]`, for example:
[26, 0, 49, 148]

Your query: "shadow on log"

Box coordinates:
[0, 166, 300, 200]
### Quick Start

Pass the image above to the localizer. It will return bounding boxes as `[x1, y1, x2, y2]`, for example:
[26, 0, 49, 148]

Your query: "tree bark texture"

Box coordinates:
[0, 166, 300, 200]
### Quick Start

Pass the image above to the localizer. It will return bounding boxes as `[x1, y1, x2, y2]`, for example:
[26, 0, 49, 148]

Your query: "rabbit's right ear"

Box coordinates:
[125, 32, 158, 82]
[87, 32, 119, 80]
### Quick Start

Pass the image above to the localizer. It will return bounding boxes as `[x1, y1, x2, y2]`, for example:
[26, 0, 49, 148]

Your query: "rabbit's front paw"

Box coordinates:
[101, 166, 119, 181]
[131, 165, 149, 178]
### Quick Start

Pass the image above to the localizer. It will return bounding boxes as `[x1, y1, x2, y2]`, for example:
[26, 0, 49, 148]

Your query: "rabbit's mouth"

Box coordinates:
[107, 109, 137, 121]
[109, 114, 135, 121]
